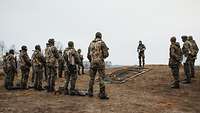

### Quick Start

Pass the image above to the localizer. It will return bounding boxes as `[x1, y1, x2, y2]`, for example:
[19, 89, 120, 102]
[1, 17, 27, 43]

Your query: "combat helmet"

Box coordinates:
[68, 41, 74, 48]
[95, 32, 102, 39]
[21, 45, 27, 51]
[35, 45, 41, 51]
[170, 37, 176, 43]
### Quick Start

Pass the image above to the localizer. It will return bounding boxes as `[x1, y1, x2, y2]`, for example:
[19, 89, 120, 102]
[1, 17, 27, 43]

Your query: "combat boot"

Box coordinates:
[170, 82, 179, 89]
[98, 93, 109, 100]
[87, 89, 93, 97]
[191, 75, 195, 78]
[69, 90, 76, 96]
[99, 87, 109, 100]
[182, 79, 191, 84]
[64, 89, 69, 95]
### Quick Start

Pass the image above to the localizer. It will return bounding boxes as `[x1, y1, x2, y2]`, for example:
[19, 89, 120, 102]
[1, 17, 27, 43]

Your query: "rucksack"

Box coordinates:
[90, 39, 109, 64]
[45, 46, 56, 64]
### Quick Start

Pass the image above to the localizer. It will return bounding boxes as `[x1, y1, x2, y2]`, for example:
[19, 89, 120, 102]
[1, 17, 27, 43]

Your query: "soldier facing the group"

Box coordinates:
[137, 40, 146, 68]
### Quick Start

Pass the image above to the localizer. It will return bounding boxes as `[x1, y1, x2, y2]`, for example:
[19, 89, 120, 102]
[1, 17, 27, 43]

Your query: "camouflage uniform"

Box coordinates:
[45, 39, 59, 92]
[169, 37, 182, 88]
[31, 54, 35, 84]
[4, 50, 17, 90]
[32, 45, 46, 90]
[137, 41, 146, 67]
[188, 36, 199, 78]
[77, 49, 85, 75]
[58, 50, 64, 78]
[87, 32, 109, 99]
[44, 43, 50, 81]
[181, 36, 193, 84]
[2, 52, 8, 74]
[63, 41, 80, 95]
[19, 46, 31, 89]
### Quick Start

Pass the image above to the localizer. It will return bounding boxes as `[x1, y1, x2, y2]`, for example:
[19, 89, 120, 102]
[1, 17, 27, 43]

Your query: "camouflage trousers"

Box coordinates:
[190, 59, 196, 77]
[46, 65, 57, 92]
[139, 52, 145, 67]
[88, 68, 106, 96]
[21, 69, 30, 89]
[64, 65, 77, 94]
[170, 64, 180, 84]
[4, 70, 15, 90]
[183, 61, 191, 82]
[31, 66, 35, 83]
[33, 65, 43, 90]
[78, 63, 84, 75]
[58, 66, 63, 78]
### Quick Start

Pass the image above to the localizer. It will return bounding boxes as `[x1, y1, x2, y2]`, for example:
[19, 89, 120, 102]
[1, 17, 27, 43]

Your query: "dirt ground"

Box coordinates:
[0, 65, 200, 113]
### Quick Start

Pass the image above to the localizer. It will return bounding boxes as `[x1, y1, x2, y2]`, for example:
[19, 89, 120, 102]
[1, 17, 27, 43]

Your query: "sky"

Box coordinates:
[0, 0, 200, 65]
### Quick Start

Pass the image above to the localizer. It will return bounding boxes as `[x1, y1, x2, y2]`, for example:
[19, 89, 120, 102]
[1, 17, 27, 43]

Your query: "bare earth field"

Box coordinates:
[0, 65, 200, 113]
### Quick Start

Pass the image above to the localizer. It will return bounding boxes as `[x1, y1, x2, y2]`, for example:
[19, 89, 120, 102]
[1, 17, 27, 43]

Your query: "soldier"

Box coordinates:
[19, 45, 31, 89]
[31, 52, 35, 84]
[168, 37, 182, 88]
[58, 50, 64, 78]
[188, 36, 199, 78]
[137, 41, 146, 68]
[32, 45, 46, 90]
[63, 41, 81, 95]
[87, 32, 109, 99]
[45, 39, 59, 92]
[181, 36, 193, 84]
[77, 49, 85, 75]
[4, 50, 17, 90]
[2, 52, 9, 74]
[44, 43, 50, 81]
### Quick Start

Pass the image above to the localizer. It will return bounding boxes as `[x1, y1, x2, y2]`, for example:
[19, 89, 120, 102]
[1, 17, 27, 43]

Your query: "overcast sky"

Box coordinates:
[0, 0, 200, 65]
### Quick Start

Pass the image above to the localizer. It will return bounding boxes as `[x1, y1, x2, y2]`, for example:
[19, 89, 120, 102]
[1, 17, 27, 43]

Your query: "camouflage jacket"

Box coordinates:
[4, 54, 17, 72]
[169, 43, 182, 66]
[182, 41, 193, 57]
[190, 40, 199, 56]
[45, 46, 59, 65]
[32, 50, 45, 66]
[87, 38, 109, 68]
[19, 50, 31, 70]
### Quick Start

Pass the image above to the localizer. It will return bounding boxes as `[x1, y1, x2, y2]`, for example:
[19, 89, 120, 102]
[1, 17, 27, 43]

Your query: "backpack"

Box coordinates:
[45, 46, 56, 64]
[89, 39, 109, 64]
[64, 48, 79, 65]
